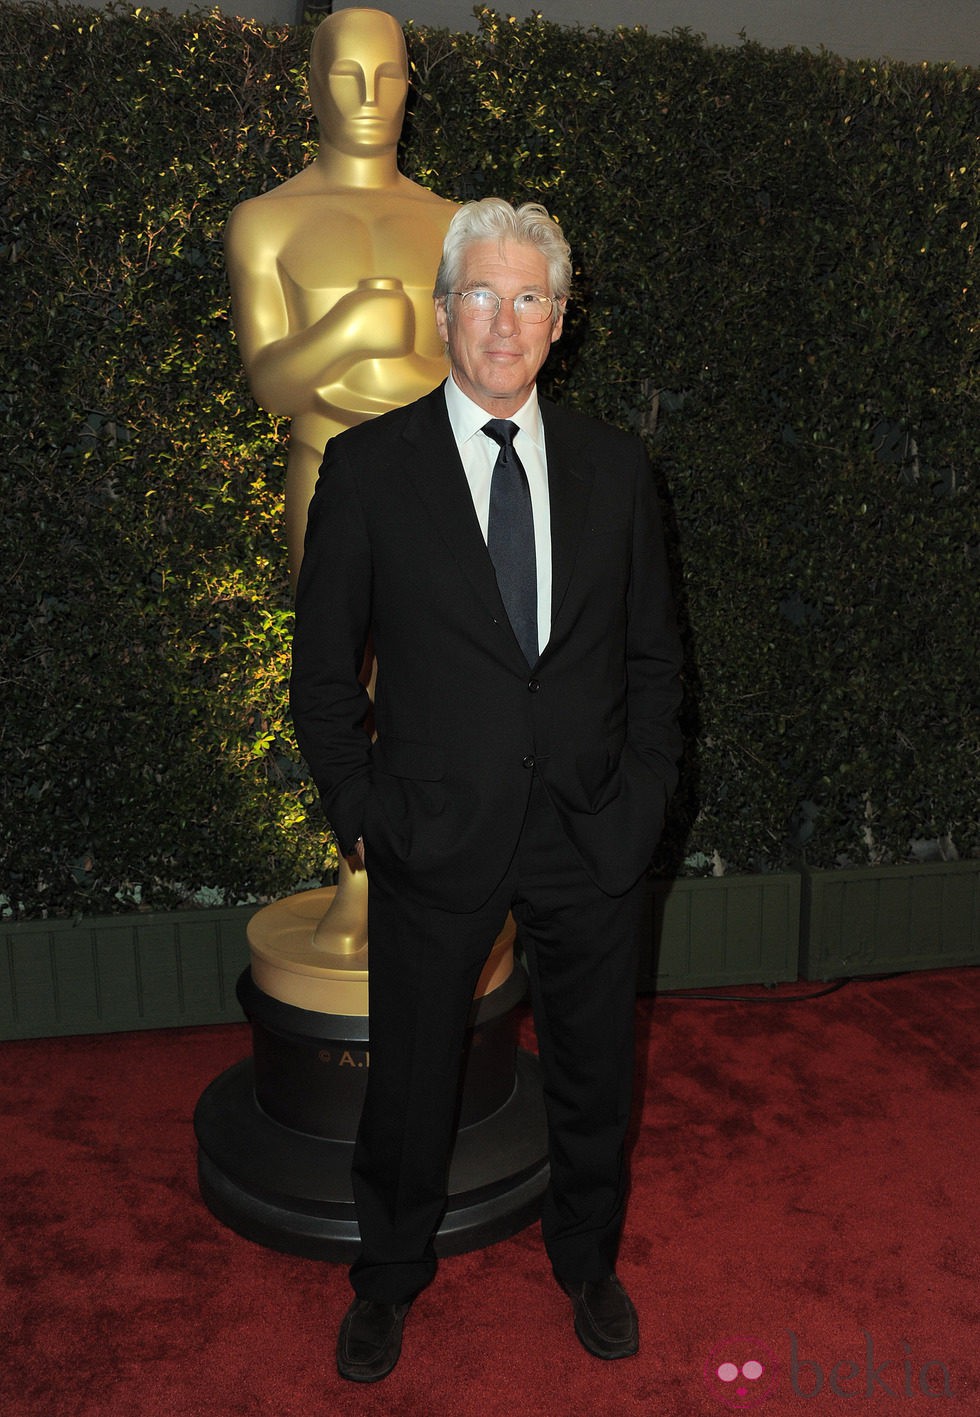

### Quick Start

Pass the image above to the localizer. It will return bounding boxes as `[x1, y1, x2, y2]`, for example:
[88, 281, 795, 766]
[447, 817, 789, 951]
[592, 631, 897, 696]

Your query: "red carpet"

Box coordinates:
[2, 967, 978, 1415]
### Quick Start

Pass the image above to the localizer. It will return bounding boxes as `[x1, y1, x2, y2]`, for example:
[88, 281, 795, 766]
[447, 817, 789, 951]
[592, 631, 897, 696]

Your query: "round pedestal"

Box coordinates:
[194, 963, 549, 1261]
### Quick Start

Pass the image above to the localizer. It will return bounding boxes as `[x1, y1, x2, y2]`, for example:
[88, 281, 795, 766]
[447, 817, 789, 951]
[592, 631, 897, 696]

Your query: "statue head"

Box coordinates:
[308, 9, 409, 158]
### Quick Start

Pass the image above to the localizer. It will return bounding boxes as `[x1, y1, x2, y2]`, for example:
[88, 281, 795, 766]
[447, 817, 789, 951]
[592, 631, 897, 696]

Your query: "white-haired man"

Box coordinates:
[291, 197, 683, 1382]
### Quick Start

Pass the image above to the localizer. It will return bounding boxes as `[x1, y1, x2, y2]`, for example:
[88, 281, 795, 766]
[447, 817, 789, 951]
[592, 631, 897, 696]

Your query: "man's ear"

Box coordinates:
[433, 295, 450, 347]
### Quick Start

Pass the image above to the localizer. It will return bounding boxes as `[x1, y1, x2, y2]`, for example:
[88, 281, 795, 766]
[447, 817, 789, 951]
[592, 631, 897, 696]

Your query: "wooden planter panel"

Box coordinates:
[801, 860, 980, 980]
[640, 873, 801, 991]
[1, 907, 253, 1040]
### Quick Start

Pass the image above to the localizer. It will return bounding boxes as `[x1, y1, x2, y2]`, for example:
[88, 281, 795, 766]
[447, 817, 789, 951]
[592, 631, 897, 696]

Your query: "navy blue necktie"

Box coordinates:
[483, 419, 538, 666]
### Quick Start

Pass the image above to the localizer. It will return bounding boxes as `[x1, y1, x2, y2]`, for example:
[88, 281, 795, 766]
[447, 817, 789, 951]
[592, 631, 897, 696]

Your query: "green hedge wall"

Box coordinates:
[1, 2, 977, 919]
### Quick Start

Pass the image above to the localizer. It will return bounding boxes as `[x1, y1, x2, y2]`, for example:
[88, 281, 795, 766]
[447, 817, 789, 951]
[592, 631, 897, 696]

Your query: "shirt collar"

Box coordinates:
[444, 373, 544, 452]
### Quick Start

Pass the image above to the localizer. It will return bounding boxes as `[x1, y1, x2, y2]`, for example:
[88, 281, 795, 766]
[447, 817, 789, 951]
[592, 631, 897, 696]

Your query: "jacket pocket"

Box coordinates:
[372, 737, 445, 781]
[571, 728, 626, 813]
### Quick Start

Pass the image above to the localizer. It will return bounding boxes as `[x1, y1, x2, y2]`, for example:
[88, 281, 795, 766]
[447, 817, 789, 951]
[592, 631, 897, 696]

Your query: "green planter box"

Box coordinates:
[1, 906, 253, 1040]
[801, 860, 980, 980]
[640, 872, 802, 991]
[6, 862, 977, 1037]
[3, 875, 803, 1039]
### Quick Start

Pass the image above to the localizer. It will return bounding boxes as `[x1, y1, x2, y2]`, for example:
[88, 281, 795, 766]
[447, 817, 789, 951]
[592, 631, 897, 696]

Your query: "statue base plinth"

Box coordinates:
[245, 884, 514, 1015]
[194, 960, 549, 1261]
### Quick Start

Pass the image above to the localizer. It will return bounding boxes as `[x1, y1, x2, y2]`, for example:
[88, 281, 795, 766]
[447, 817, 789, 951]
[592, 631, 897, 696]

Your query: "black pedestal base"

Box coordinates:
[194, 966, 549, 1261]
[195, 1049, 548, 1260]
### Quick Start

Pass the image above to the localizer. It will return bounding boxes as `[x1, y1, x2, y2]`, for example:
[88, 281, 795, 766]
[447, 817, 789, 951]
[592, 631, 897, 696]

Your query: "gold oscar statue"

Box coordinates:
[224, 9, 513, 1014]
[224, 7, 456, 591]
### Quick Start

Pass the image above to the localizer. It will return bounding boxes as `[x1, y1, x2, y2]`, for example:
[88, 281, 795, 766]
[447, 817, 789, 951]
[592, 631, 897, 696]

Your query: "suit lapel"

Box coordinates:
[541, 401, 595, 634]
[399, 386, 507, 628]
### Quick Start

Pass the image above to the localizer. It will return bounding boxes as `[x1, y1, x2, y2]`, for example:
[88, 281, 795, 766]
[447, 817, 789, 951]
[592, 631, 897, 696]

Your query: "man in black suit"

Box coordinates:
[290, 198, 683, 1383]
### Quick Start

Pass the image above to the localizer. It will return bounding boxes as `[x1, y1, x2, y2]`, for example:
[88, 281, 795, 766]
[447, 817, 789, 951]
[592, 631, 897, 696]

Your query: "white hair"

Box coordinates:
[433, 198, 571, 317]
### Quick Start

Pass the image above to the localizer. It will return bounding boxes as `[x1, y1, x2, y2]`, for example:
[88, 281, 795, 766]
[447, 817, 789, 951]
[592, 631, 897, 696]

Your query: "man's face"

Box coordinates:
[312, 13, 408, 155]
[434, 237, 564, 417]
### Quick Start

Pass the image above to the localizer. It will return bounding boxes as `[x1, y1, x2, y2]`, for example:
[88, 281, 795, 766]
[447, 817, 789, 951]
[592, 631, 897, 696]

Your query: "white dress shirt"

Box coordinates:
[443, 373, 553, 655]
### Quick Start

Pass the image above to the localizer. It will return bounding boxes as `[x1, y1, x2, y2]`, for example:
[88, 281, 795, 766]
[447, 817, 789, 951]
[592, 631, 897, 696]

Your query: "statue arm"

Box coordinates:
[224, 205, 416, 416]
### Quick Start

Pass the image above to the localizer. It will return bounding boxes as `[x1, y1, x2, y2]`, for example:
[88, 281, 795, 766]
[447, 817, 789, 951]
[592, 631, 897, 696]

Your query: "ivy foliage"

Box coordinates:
[1, 3, 977, 917]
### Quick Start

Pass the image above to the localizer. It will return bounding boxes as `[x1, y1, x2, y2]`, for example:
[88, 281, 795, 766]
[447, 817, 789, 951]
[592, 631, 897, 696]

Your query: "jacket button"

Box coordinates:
[522, 755, 535, 769]
[527, 679, 540, 692]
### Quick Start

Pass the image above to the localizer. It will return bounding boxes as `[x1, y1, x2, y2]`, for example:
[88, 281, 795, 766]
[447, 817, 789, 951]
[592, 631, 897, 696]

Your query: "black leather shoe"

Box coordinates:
[559, 1275, 639, 1359]
[336, 1297, 412, 1382]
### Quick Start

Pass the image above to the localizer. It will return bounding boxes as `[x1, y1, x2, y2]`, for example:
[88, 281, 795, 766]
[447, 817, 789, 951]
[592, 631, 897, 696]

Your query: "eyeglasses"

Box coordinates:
[448, 289, 558, 325]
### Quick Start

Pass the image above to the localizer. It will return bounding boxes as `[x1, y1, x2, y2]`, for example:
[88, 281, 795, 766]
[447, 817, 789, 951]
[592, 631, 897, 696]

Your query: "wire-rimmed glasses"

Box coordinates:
[448, 289, 557, 324]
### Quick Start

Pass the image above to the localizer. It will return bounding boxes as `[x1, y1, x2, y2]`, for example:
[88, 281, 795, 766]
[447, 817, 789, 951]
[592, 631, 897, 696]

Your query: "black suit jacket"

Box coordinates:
[290, 382, 683, 911]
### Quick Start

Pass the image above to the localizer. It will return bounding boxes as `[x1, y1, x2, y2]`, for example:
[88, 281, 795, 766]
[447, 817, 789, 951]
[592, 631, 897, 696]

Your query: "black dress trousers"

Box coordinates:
[350, 773, 646, 1303]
